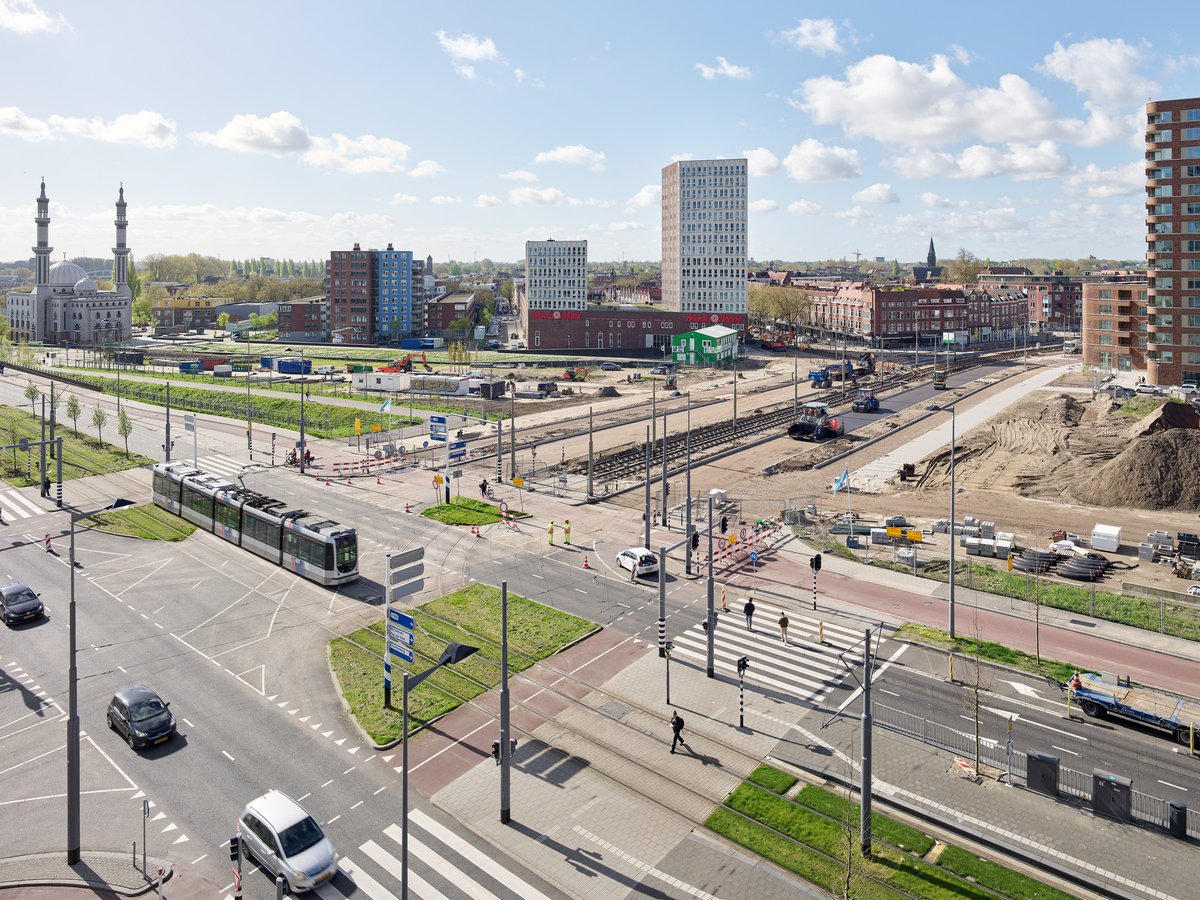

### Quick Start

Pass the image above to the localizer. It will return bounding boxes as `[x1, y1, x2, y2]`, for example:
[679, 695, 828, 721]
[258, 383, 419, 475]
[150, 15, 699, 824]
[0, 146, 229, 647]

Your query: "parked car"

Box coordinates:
[617, 547, 659, 577]
[1135, 383, 1164, 395]
[238, 790, 338, 892]
[1173, 383, 1199, 396]
[649, 365, 672, 375]
[1, 582, 44, 626]
[1188, 584, 1200, 598]
[107, 685, 175, 750]
[485, 340, 501, 350]
[600, 361, 623, 371]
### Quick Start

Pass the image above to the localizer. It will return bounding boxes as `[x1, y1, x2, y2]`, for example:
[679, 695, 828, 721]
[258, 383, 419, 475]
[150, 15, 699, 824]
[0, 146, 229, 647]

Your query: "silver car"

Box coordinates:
[238, 790, 337, 892]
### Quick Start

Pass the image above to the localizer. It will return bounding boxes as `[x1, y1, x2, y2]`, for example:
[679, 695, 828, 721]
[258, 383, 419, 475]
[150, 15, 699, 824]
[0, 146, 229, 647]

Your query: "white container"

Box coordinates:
[213, 364, 233, 374]
[1091, 524, 1121, 553]
[708, 489, 727, 505]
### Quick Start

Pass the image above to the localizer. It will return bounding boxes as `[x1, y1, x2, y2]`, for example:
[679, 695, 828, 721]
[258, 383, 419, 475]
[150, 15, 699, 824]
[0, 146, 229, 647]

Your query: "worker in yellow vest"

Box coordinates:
[563, 519, 571, 545]
[548, 520, 555, 545]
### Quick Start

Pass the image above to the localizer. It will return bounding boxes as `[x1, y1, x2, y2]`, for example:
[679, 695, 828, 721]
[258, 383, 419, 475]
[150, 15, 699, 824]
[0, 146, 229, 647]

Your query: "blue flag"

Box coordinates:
[379, 398, 392, 414]
[832, 466, 849, 494]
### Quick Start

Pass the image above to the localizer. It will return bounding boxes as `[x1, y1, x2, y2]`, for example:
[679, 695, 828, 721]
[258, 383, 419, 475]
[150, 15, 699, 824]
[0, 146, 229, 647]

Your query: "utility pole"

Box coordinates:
[861, 627, 874, 858]
[39, 395, 47, 498]
[793, 357, 798, 416]
[164, 383, 172, 462]
[684, 396, 693, 574]
[660, 413, 668, 528]
[499, 581, 512, 823]
[657, 547, 667, 657]
[706, 495, 715, 677]
[586, 406, 594, 499]
[732, 368, 738, 432]
[643, 426, 652, 547]
[949, 406, 957, 639]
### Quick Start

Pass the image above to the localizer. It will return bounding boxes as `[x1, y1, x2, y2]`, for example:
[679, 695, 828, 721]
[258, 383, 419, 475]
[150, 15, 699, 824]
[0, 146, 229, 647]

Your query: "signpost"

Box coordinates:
[384, 548, 424, 707]
[183, 413, 197, 466]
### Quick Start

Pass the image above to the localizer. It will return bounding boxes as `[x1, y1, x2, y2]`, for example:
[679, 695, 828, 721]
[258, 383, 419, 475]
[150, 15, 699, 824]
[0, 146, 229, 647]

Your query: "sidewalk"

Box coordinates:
[0, 852, 175, 897]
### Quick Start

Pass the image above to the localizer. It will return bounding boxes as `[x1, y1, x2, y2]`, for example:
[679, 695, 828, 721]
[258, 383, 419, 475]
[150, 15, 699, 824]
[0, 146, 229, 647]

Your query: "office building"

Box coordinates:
[1145, 96, 1200, 385]
[524, 240, 587, 311]
[661, 157, 747, 317]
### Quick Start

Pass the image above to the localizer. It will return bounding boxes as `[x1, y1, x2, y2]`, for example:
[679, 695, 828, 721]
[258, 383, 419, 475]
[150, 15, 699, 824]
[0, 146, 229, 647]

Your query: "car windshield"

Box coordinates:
[128, 697, 167, 722]
[278, 816, 324, 858]
[4, 588, 38, 606]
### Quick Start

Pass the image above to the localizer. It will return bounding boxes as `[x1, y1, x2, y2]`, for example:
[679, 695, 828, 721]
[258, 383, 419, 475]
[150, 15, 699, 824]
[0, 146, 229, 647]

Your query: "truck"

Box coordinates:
[808, 360, 854, 389]
[933, 370, 948, 390]
[1071, 671, 1200, 745]
[851, 390, 880, 413]
[787, 402, 844, 441]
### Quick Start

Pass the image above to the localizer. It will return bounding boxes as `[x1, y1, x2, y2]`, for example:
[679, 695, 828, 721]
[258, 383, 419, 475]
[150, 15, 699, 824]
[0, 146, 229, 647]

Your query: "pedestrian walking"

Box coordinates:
[563, 519, 571, 545]
[479, 478, 489, 499]
[778, 611, 790, 644]
[670, 710, 685, 753]
[547, 520, 555, 545]
[743, 597, 756, 631]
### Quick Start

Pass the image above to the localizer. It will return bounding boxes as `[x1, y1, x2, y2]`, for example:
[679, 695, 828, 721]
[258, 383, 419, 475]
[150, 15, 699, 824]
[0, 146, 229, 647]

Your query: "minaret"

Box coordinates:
[113, 183, 130, 299]
[33, 179, 52, 287]
[926, 237, 937, 269]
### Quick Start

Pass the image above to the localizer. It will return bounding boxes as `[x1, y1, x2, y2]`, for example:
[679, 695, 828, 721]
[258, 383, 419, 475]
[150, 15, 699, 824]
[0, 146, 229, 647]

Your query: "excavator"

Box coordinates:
[380, 352, 433, 373]
[562, 365, 590, 381]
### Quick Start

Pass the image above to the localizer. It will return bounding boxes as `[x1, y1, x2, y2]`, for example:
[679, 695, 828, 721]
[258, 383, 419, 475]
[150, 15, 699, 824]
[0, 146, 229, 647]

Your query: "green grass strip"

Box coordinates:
[936, 845, 1075, 900]
[0, 403, 153, 486]
[420, 497, 529, 526]
[78, 503, 196, 541]
[330, 584, 593, 744]
[895, 623, 1082, 683]
[794, 785, 934, 856]
[747, 764, 799, 795]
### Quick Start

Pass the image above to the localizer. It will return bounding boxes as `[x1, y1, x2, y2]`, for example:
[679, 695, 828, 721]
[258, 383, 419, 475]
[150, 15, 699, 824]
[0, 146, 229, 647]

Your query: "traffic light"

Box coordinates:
[720, 515, 728, 534]
[737, 656, 750, 679]
[492, 740, 501, 765]
[701, 619, 709, 634]
[810, 553, 822, 573]
[691, 531, 700, 552]
[229, 834, 240, 861]
[664, 482, 671, 497]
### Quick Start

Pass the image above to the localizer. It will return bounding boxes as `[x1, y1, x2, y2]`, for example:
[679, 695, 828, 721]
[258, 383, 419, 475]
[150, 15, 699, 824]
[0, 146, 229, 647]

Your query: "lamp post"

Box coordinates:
[68, 497, 134, 864]
[947, 405, 957, 639]
[246, 328, 253, 460]
[402, 642, 479, 899]
[285, 347, 307, 473]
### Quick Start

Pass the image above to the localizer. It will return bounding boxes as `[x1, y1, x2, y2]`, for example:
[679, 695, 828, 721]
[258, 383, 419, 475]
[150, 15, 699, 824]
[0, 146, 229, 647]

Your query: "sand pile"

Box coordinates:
[1072, 429, 1200, 510]
[1129, 400, 1199, 438]
[596, 386, 621, 397]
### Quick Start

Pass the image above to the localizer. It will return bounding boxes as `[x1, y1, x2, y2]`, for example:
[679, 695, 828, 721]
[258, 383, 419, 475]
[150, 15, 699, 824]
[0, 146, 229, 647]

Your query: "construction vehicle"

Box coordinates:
[787, 402, 845, 441]
[933, 370, 948, 389]
[851, 390, 880, 413]
[562, 365, 590, 381]
[808, 360, 854, 389]
[1070, 671, 1200, 746]
[380, 352, 432, 374]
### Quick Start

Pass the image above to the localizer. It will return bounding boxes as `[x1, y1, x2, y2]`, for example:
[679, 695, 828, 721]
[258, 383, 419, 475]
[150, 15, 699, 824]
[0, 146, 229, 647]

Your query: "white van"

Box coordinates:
[315, 365, 338, 376]
[238, 790, 337, 892]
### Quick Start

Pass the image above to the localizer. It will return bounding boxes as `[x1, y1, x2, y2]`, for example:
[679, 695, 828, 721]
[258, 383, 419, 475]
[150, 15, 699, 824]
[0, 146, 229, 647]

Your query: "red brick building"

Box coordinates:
[977, 267, 1083, 332]
[326, 244, 374, 345]
[277, 296, 327, 343]
[520, 297, 744, 353]
[1081, 281, 1148, 372]
[426, 292, 478, 334]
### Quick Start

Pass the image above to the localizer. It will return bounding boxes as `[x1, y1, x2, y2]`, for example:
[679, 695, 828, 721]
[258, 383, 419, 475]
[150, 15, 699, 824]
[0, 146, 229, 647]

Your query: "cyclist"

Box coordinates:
[480, 478, 490, 499]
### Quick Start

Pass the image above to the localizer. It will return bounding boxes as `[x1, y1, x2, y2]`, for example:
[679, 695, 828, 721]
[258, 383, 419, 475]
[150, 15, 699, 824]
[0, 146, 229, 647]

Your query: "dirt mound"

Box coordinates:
[596, 386, 621, 398]
[1072, 429, 1200, 510]
[1129, 400, 1200, 437]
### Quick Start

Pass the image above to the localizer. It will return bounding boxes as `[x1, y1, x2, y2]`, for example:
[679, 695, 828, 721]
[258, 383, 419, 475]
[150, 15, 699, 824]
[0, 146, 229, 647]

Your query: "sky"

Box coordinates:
[1, 1, 1195, 267]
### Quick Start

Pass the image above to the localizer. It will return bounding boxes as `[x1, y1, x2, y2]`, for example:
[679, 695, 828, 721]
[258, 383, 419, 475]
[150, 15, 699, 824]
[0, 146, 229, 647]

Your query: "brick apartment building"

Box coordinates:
[277, 296, 328, 343]
[976, 267, 1083, 332]
[1081, 281, 1148, 372]
[426, 292, 478, 334]
[326, 244, 374, 345]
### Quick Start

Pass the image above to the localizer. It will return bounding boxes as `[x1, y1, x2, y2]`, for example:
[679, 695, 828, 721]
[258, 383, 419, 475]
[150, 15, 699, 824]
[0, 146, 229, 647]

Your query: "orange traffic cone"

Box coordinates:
[582, 555, 590, 570]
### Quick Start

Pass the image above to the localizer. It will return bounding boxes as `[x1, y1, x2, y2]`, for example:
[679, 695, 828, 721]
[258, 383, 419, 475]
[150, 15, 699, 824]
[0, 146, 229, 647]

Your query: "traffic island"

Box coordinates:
[0, 851, 173, 896]
[419, 497, 528, 527]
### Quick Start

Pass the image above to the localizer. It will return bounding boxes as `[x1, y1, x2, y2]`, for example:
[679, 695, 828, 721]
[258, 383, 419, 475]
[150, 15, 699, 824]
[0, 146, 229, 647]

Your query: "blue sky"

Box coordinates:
[1, 1, 1195, 266]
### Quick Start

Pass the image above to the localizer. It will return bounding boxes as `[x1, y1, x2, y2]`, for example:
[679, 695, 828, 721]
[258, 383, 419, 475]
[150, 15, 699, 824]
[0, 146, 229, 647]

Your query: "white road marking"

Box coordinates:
[1051, 744, 1081, 757]
[1159, 780, 1188, 792]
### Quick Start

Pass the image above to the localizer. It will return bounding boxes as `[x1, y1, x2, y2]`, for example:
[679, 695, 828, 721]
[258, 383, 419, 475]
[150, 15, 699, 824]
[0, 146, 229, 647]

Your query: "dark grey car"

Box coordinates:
[1, 582, 44, 626]
[107, 685, 176, 750]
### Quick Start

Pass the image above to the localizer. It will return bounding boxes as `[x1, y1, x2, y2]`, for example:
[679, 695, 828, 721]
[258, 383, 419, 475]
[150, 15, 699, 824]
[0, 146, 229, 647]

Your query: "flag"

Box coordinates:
[379, 398, 392, 414]
[832, 466, 849, 494]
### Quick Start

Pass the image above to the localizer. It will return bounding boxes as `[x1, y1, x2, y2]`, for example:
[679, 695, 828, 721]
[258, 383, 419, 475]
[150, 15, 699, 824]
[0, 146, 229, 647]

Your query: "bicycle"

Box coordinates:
[483, 485, 496, 500]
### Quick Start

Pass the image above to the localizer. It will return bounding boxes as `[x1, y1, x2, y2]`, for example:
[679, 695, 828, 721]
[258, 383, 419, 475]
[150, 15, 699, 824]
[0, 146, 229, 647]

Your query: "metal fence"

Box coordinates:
[872, 702, 1198, 839]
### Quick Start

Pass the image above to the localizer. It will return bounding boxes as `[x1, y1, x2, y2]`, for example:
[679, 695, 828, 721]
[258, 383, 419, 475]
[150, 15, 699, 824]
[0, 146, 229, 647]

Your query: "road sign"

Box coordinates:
[499, 501, 509, 513]
[387, 607, 415, 629]
[389, 548, 423, 569]
[450, 440, 466, 450]
[388, 579, 425, 601]
[430, 422, 447, 433]
[750, 551, 759, 563]
[434, 474, 444, 485]
[391, 643, 415, 663]
[183, 414, 196, 433]
[450, 449, 466, 460]
[740, 527, 748, 540]
[512, 477, 525, 486]
[387, 623, 415, 646]
[430, 415, 446, 425]
[374, 450, 383, 459]
[388, 562, 424, 586]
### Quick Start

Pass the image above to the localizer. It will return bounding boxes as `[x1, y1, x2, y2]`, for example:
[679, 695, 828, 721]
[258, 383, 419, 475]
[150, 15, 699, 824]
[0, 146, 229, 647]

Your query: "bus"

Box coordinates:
[151, 462, 358, 586]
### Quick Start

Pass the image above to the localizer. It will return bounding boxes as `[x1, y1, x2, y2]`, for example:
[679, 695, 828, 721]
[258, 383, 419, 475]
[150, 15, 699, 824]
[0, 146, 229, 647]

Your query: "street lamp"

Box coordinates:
[68, 497, 134, 864]
[284, 347, 307, 474]
[402, 642, 479, 899]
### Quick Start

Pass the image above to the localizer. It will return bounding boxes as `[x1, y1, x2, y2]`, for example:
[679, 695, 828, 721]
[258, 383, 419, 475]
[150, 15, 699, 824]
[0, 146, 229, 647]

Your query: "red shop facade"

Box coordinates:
[522, 306, 746, 355]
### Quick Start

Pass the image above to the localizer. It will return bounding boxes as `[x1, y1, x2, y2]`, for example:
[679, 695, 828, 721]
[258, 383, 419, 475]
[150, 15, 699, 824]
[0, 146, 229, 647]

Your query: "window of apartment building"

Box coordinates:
[1185, 128, 1200, 140]
[1099, 335, 1112, 345]
[1188, 279, 1200, 290]
[1098, 304, 1114, 315]
[1099, 320, 1112, 329]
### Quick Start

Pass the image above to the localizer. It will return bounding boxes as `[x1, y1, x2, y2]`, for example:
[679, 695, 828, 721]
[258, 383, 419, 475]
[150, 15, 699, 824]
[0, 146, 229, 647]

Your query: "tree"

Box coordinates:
[116, 407, 133, 456]
[946, 249, 984, 284]
[499, 280, 515, 302]
[891, 259, 901, 278]
[747, 286, 774, 331]
[448, 262, 462, 277]
[91, 405, 107, 444]
[127, 254, 142, 301]
[772, 288, 810, 333]
[23, 379, 39, 416]
[132, 295, 152, 326]
[228, 260, 239, 278]
[66, 394, 81, 433]
[448, 316, 472, 336]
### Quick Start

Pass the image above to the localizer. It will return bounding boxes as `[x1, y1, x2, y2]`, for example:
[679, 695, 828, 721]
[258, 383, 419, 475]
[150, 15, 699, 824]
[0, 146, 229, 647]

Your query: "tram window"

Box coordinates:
[216, 503, 239, 529]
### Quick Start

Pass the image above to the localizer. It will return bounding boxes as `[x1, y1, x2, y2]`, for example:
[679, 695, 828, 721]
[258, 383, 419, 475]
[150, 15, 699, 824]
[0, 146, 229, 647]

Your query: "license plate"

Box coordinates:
[315, 870, 333, 884]
[154, 735, 170, 744]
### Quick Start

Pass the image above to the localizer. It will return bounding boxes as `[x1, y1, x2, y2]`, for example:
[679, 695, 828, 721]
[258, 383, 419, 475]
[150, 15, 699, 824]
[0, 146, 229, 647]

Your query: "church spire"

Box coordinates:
[927, 237, 937, 269]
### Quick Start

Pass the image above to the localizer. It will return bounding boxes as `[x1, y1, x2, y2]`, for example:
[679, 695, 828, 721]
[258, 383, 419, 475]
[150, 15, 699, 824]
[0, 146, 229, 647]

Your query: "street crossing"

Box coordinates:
[192, 454, 248, 480]
[670, 607, 865, 706]
[0, 488, 53, 520]
[226, 807, 560, 900]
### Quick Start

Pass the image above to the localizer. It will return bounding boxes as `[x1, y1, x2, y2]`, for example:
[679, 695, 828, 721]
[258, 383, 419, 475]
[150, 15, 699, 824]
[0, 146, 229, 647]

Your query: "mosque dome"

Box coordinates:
[49, 259, 88, 285]
[74, 276, 98, 293]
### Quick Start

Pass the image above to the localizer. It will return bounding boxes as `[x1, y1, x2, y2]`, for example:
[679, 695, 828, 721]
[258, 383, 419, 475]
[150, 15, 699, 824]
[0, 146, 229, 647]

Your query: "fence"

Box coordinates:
[872, 702, 1199, 839]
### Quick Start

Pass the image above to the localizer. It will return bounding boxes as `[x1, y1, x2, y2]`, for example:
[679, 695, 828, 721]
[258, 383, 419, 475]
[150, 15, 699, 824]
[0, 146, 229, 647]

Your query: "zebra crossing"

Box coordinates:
[0, 488, 54, 520]
[226, 808, 559, 900]
[192, 454, 248, 480]
[670, 608, 866, 706]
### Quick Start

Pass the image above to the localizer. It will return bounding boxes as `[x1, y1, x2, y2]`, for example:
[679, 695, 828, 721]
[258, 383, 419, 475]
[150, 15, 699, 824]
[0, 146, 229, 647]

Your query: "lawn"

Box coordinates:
[420, 497, 528, 526]
[330, 583, 595, 744]
[78, 503, 196, 541]
[894, 623, 1081, 683]
[706, 770, 1074, 900]
[0, 403, 153, 485]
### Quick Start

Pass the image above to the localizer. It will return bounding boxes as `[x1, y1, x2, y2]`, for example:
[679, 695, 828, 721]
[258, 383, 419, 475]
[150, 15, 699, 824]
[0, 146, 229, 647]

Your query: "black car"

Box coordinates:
[107, 685, 176, 750]
[1, 582, 44, 626]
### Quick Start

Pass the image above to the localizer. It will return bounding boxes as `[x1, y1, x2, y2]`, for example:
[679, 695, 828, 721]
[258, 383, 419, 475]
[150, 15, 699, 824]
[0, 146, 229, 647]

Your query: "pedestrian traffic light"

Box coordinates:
[810, 553, 822, 573]
[737, 656, 749, 678]
[229, 834, 240, 861]
[664, 482, 671, 496]
[701, 619, 709, 634]
[491, 740, 501, 765]
[691, 531, 700, 552]
[720, 515, 728, 534]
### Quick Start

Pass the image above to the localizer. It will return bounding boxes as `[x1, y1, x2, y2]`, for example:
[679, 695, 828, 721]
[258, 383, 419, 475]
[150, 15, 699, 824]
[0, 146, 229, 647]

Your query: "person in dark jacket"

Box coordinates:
[743, 597, 756, 631]
[670, 711, 685, 753]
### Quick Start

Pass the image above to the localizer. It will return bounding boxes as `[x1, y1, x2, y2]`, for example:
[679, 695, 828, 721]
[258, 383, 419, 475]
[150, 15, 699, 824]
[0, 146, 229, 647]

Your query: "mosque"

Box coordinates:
[5, 180, 133, 345]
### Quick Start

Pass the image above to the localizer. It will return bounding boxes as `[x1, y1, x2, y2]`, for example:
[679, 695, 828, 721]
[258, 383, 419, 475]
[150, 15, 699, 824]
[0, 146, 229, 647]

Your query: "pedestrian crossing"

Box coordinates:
[0, 488, 53, 521]
[226, 807, 557, 900]
[193, 454, 248, 480]
[670, 608, 865, 707]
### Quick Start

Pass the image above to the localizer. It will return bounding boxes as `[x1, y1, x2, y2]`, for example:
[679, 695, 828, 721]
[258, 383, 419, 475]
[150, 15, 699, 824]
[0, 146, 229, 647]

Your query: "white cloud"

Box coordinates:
[779, 18, 842, 56]
[0, 106, 176, 147]
[0, 0, 69, 34]
[743, 147, 781, 177]
[696, 56, 752, 80]
[434, 30, 505, 80]
[1039, 38, 1157, 107]
[408, 159, 445, 178]
[474, 194, 501, 208]
[499, 169, 537, 182]
[1065, 161, 1144, 199]
[796, 54, 1070, 148]
[193, 111, 311, 155]
[302, 133, 410, 174]
[851, 183, 899, 204]
[891, 140, 1070, 180]
[625, 184, 661, 209]
[949, 44, 972, 66]
[834, 205, 874, 220]
[920, 192, 953, 208]
[431, 195, 461, 205]
[0, 105, 51, 140]
[787, 200, 822, 215]
[748, 199, 779, 212]
[534, 144, 606, 172]
[391, 193, 417, 204]
[453, 64, 477, 79]
[510, 186, 567, 206]
[782, 139, 862, 181]
[566, 196, 613, 208]
[514, 68, 525, 83]
[595, 221, 645, 233]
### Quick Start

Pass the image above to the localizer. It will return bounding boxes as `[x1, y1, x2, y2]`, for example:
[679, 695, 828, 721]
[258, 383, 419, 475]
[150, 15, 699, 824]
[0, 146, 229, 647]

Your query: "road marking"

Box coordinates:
[190, 854, 206, 865]
[350, 800, 363, 810]
[531, 573, 543, 579]
[880, 689, 900, 697]
[182, 718, 194, 728]
[573, 824, 719, 900]
[327, 814, 341, 824]
[1022, 718, 1086, 740]
[373, 786, 386, 795]
[836, 643, 909, 714]
[297, 792, 311, 802]
[410, 720, 493, 774]
[1051, 744, 1080, 757]
[348, 845, 423, 900]
[0, 743, 65, 776]
[574, 588, 588, 594]
[221, 750, 235, 761]
[343, 766, 355, 775]
[321, 779, 334, 788]
[1002, 679, 1044, 699]
[1159, 780, 1188, 792]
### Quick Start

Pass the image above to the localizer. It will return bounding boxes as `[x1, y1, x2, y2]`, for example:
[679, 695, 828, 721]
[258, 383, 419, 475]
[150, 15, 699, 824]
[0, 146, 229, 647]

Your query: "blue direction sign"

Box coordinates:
[391, 644, 415, 663]
[387, 608, 415, 630]
[750, 551, 759, 564]
[387, 623, 414, 646]
[430, 415, 446, 425]
[449, 439, 467, 460]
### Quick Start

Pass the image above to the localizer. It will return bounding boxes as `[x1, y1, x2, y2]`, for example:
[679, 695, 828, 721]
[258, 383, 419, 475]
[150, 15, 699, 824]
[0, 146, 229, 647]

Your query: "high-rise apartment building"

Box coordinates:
[661, 158, 747, 317]
[327, 243, 428, 345]
[524, 240, 587, 310]
[376, 245, 426, 342]
[1146, 97, 1200, 385]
